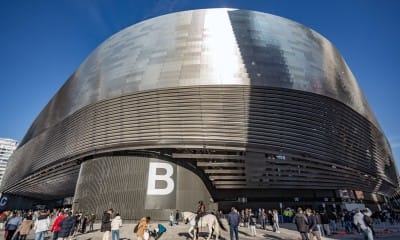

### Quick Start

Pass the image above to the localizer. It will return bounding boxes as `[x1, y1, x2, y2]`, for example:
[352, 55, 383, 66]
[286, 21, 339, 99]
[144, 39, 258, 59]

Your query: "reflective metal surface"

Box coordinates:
[1, 9, 397, 206]
[21, 9, 378, 145]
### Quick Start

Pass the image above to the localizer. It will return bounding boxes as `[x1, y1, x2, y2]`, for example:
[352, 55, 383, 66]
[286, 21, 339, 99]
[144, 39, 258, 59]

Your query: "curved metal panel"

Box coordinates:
[1, 86, 397, 199]
[73, 155, 211, 220]
[21, 9, 377, 146]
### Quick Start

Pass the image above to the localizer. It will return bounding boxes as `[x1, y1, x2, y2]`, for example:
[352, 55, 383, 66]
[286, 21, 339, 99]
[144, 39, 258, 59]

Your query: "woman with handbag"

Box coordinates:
[136, 216, 150, 240]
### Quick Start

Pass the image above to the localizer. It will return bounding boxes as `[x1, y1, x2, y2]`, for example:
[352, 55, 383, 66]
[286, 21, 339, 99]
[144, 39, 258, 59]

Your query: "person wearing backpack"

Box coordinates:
[363, 208, 375, 237]
[353, 208, 373, 240]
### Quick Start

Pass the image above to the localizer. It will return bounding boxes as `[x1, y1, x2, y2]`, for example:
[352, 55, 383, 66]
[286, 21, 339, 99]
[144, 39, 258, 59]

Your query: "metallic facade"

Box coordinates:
[1, 9, 397, 216]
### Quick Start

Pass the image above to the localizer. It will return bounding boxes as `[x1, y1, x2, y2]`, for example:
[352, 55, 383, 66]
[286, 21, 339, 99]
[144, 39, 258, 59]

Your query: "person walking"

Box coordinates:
[305, 208, 321, 240]
[34, 210, 50, 240]
[353, 208, 373, 240]
[57, 212, 76, 240]
[17, 214, 33, 240]
[261, 209, 266, 229]
[169, 213, 174, 226]
[249, 213, 257, 236]
[227, 207, 240, 240]
[111, 213, 122, 240]
[267, 210, 274, 230]
[272, 209, 280, 233]
[101, 209, 113, 240]
[89, 213, 96, 232]
[80, 215, 88, 233]
[294, 208, 309, 240]
[320, 211, 331, 236]
[136, 216, 150, 240]
[5, 211, 22, 240]
[175, 210, 180, 225]
[51, 211, 66, 240]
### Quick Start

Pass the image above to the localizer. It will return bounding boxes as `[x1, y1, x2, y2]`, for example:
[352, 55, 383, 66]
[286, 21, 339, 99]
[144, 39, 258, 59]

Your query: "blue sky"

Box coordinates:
[1, 0, 399, 170]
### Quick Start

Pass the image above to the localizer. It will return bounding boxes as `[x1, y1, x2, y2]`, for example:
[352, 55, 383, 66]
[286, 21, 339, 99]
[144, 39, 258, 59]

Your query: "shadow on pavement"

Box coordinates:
[261, 233, 290, 240]
[178, 231, 227, 240]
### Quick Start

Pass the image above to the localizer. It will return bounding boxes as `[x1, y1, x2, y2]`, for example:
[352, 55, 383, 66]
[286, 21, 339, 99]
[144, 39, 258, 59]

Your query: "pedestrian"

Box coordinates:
[5, 211, 22, 240]
[137, 216, 150, 240]
[344, 211, 353, 233]
[272, 209, 280, 233]
[0, 211, 6, 230]
[18, 213, 33, 240]
[305, 208, 321, 240]
[261, 209, 266, 229]
[315, 212, 324, 237]
[34, 210, 50, 240]
[169, 213, 174, 226]
[353, 208, 373, 240]
[111, 213, 122, 240]
[73, 212, 81, 236]
[51, 211, 66, 240]
[294, 208, 309, 240]
[249, 213, 257, 236]
[101, 209, 113, 240]
[57, 211, 76, 240]
[227, 207, 240, 240]
[175, 210, 180, 225]
[267, 210, 273, 230]
[327, 210, 337, 234]
[320, 211, 331, 236]
[364, 208, 375, 236]
[81, 215, 88, 233]
[89, 213, 96, 232]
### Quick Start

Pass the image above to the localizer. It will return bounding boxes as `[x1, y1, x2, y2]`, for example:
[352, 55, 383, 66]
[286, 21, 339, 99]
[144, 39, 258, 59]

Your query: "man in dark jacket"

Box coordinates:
[320, 211, 331, 236]
[89, 213, 96, 232]
[58, 212, 76, 240]
[306, 209, 321, 240]
[175, 210, 180, 225]
[294, 208, 309, 240]
[227, 207, 241, 240]
[101, 209, 113, 240]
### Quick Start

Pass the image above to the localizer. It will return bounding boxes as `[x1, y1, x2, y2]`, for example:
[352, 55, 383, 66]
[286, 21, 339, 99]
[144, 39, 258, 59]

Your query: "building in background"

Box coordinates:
[0, 138, 18, 185]
[0, 9, 398, 219]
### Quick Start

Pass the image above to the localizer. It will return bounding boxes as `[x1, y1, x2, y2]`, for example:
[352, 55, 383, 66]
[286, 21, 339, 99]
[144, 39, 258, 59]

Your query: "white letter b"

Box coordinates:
[147, 162, 174, 195]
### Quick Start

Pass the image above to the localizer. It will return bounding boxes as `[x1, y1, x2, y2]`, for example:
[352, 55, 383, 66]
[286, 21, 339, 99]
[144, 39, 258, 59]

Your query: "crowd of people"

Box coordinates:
[292, 207, 375, 240]
[1, 208, 96, 240]
[0, 207, 169, 240]
[1, 205, 399, 240]
[224, 206, 400, 240]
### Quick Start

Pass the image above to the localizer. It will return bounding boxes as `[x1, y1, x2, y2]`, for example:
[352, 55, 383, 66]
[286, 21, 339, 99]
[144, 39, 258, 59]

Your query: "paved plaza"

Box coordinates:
[3, 220, 400, 240]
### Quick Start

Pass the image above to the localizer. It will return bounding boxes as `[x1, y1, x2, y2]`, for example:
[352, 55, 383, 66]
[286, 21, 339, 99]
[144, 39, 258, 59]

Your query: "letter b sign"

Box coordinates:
[147, 162, 174, 195]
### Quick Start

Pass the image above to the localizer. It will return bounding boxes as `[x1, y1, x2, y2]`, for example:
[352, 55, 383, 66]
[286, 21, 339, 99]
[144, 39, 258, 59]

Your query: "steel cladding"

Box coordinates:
[1, 9, 397, 213]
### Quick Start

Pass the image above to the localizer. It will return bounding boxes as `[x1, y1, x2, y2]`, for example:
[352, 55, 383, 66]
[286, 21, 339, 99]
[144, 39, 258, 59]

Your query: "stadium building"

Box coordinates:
[1, 9, 398, 219]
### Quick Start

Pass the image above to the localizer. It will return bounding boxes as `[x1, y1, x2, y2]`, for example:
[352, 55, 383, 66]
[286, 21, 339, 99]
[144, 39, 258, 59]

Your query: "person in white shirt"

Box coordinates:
[34, 210, 50, 240]
[111, 213, 122, 240]
[353, 208, 373, 240]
